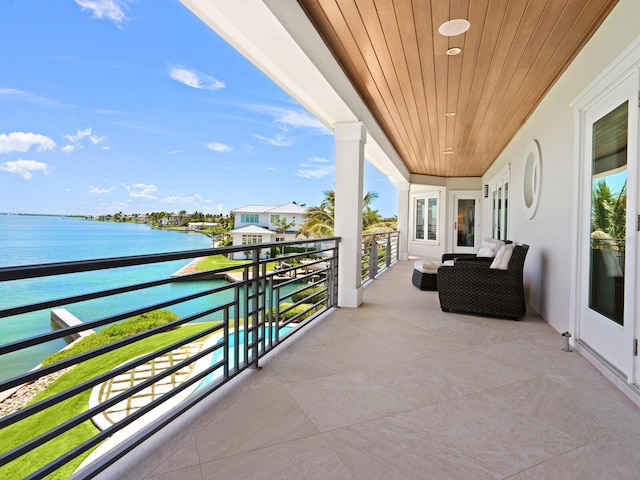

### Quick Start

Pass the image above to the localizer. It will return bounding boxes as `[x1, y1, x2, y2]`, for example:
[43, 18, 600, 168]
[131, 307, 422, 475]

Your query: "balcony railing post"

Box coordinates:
[248, 247, 261, 370]
[369, 237, 377, 280]
[386, 234, 392, 267]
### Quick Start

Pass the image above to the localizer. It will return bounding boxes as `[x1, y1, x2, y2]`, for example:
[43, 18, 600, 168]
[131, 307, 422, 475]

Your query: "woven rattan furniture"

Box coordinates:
[437, 244, 529, 319]
[411, 260, 440, 290]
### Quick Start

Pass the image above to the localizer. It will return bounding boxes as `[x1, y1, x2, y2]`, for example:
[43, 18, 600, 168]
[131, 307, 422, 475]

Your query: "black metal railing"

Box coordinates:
[0, 238, 339, 479]
[361, 231, 399, 283]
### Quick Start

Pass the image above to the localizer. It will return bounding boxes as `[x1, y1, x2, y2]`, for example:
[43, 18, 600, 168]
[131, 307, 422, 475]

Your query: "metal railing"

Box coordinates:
[361, 231, 400, 283]
[0, 238, 339, 479]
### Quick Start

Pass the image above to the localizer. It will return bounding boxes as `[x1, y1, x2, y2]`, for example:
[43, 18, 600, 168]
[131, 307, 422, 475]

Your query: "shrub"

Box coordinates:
[291, 284, 327, 304]
[42, 309, 179, 366]
[277, 303, 323, 323]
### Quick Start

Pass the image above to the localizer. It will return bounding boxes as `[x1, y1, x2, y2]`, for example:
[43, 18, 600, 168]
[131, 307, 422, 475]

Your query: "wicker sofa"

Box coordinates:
[437, 244, 529, 320]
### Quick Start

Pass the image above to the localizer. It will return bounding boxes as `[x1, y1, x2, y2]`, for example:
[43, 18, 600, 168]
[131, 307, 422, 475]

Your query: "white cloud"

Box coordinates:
[164, 150, 182, 155]
[63, 127, 109, 151]
[89, 185, 114, 194]
[207, 142, 233, 153]
[122, 183, 158, 199]
[215, 203, 225, 213]
[89, 135, 107, 145]
[0, 88, 71, 108]
[75, 0, 129, 26]
[308, 156, 331, 163]
[248, 104, 328, 133]
[295, 163, 335, 179]
[64, 128, 92, 144]
[252, 133, 294, 147]
[169, 67, 225, 91]
[0, 132, 56, 154]
[0, 159, 50, 180]
[266, 166, 278, 172]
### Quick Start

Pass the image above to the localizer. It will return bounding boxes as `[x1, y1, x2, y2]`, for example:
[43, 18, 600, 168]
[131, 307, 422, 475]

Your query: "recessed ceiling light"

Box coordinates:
[445, 112, 456, 117]
[443, 149, 454, 154]
[438, 19, 470, 37]
[446, 47, 462, 56]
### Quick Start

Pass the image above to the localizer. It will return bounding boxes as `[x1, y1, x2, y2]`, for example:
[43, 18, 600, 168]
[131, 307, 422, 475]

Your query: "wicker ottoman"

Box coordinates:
[411, 260, 440, 291]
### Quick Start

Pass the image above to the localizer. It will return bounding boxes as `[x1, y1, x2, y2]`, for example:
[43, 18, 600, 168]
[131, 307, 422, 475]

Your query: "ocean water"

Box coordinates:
[0, 215, 230, 382]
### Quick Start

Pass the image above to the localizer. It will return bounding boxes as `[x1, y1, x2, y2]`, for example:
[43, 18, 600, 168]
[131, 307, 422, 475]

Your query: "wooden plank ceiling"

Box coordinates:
[298, 0, 618, 177]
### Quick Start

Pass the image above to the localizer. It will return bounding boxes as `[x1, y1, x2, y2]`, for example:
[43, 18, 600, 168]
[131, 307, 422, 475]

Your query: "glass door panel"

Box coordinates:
[456, 199, 476, 247]
[589, 101, 627, 325]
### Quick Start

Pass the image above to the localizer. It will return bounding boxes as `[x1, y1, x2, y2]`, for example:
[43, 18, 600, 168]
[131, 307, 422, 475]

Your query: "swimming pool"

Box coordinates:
[194, 325, 294, 391]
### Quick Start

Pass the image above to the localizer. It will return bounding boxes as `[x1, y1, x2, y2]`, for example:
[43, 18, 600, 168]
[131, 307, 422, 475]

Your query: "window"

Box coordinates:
[275, 236, 285, 242]
[241, 213, 259, 223]
[489, 165, 510, 241]
[270, 214, 280, 224]
[414, 194, 439, 241]
[242, 234, 262, 245]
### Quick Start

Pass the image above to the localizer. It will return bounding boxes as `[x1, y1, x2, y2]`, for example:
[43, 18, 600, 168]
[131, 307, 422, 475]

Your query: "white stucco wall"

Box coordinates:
[481, 0, 640, 333]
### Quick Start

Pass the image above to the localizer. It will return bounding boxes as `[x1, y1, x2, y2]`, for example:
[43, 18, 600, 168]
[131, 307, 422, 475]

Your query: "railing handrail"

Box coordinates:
[0, 237, 340, 282]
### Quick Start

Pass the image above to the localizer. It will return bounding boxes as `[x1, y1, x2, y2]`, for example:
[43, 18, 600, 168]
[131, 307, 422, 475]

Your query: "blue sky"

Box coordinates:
[0, 0, 397, 217]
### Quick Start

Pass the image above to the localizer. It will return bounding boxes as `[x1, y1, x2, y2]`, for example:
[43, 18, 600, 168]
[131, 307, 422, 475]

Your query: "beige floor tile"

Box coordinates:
[199, 434, 353, 480]
[397, 394, 584, 477]
[195, 383, 319, 463]
[509, 435, 640, 480]
[147, 438, 200, 477]
[323, 415, 500, 480]
[145, 465, 203, 480]
[285, 370, 409, 431]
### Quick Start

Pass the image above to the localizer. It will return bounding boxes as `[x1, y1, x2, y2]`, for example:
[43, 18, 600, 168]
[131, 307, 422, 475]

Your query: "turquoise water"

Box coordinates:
[0, 215, 294, 382]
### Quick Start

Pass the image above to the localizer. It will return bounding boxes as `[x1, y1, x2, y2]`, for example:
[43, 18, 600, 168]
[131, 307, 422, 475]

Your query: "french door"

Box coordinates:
[579, 73, 638, 379]
[450, 193, 480, 253]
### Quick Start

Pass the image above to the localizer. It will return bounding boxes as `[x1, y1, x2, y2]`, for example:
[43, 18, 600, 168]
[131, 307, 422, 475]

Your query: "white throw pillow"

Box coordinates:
[477, 238, 505, 257]
[490, 244, 515, 270]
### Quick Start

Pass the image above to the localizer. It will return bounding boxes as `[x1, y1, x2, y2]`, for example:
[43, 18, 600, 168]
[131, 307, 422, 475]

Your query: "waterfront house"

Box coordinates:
[179, 0, 640, 395]
[228, 203, 308, 259]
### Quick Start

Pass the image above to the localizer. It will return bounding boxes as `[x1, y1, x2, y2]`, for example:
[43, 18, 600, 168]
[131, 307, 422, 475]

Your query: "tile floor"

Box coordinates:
[93, 260, 640, 480]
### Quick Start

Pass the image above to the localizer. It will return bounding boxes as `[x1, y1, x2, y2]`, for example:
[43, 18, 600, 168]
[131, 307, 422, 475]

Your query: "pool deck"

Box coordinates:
[90, 259, 640, 480]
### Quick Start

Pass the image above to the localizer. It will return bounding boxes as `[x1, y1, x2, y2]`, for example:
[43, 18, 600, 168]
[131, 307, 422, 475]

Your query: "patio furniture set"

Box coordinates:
[412, 239, 529, 320]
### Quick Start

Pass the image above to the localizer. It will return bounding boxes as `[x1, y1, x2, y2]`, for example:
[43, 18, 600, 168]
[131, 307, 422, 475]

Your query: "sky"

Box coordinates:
[0, 0, 398, 218]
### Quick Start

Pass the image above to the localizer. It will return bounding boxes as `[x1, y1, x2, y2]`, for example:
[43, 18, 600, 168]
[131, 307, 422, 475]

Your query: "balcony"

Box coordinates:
[2, 236, 640, 478]
[91, 262, 639, 478]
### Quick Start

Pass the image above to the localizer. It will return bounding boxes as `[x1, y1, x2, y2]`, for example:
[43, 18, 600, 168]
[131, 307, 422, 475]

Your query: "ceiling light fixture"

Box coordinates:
[438, 19, 470, 37]
[445, 112, 456, 117]
[446, 47, 462, 56]
[443, 148, 454, 154]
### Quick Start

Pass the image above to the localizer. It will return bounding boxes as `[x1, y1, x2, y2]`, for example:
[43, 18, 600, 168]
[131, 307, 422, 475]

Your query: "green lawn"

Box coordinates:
[0, 322, 216, 480]
[195, 254, 249, 272]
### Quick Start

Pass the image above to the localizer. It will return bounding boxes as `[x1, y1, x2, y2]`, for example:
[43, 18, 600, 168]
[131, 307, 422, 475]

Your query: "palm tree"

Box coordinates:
[273, 217, 295, 234]
[298, 189, 396, 237]
[591, 178, 626, 249]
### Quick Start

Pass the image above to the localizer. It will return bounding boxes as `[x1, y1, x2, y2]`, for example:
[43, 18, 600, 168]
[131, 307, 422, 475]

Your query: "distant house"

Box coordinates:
[187, 222, 218, 231]
[228, 203, 307, 259]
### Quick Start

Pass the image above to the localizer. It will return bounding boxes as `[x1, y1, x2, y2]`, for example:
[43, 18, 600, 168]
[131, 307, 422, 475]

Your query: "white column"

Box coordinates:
[334, 122, 366, 307]
[395, 181, 410, 261]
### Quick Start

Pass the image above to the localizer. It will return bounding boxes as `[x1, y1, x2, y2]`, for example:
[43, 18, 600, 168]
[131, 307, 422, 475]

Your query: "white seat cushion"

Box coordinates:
[413, 260, 441, 274]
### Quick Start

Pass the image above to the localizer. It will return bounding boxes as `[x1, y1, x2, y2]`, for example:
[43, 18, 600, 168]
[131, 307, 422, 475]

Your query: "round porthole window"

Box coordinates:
[523, 140, 541, 219]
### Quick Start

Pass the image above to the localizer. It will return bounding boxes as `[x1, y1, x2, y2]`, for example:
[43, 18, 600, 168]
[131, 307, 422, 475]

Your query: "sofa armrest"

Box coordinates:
[441, 253, 477, 263]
